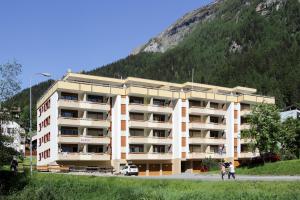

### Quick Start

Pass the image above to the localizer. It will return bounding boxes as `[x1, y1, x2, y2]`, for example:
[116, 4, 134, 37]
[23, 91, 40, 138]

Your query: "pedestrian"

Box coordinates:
[228, 162, 235, 179]
[10, 157, 18, 174]
[220, 163, 226, 180]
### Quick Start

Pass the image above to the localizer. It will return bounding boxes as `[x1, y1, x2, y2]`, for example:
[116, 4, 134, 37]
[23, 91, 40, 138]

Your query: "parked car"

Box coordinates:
[120, 165, 139, 176]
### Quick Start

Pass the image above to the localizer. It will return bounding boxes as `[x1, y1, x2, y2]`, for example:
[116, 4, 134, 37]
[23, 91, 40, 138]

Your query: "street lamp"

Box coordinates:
[29, 73, 51, 176]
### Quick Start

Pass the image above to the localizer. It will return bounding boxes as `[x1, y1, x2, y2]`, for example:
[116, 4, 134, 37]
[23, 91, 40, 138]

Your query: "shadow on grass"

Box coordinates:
[0, 169, 30, 196]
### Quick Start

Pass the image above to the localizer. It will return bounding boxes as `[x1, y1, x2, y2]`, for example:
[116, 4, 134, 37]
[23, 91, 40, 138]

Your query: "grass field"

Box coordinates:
[235, 159, 300, 175]
[2, 173, 300, 200]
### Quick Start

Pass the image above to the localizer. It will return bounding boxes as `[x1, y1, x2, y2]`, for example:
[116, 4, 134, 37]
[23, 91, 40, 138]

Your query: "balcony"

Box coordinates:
[189, 122, 226, 131]
[57, 152, 110, 161]
[188, 152, 224, 159]
[239, 152, 259, 159]
[238, 94, 275, 104]
[240, 124, 250, 130]
[128, 104, 172, 114]
[189, 107, 226, 116]
[58, 99, 110, 111]
[127, 153, 172, 160]
[240, 109, 251, 116]
[58, 135, 110, 144]
[189, 137, 226, 145]
[58, 117, 110, 128]
[128, 136, 172, 144]
[128, 120, 172, 130]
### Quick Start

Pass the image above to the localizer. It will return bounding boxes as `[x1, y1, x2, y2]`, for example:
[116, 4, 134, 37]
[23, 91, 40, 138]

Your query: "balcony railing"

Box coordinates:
[57, 152, 110, 161]
[189, 122, 226, 130]
[127, 152, 172, 160]
[58, 99, 110, 111]
[240, 123, 250, 130]
[239, 152, 259, 158]
[128, 120, 172, 130]
[58, 117, 110, 128]
[189, 137, 226, 145]
[128, 136, 172, 144]
[58, 135, 110, 144]
[189, 107, 226, 116]
[128, 103, 173, 114]
[188, 152, 225, 159]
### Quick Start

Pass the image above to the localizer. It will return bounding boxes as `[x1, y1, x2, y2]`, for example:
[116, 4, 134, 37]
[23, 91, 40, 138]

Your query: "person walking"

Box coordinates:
[228, 162, 235, 179]
[10, 157, 18, 174]
[220, 163, 226, 180]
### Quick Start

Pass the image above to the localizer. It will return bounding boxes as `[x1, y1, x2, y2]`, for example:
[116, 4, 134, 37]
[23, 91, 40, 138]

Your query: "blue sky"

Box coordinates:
[0, 0, 212, 89]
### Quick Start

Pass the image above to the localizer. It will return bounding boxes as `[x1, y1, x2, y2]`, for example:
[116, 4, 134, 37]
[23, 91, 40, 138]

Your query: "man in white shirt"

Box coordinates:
[228, 162, 236, 179]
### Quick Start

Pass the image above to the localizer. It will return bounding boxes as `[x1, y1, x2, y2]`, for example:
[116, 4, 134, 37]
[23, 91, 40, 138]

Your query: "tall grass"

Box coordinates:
[3, 173, 300, 200]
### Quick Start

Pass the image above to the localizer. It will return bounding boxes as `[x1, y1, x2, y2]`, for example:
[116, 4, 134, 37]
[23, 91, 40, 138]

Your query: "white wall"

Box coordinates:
[226, 102, 234, 158]
[111, 95, 121, 160]
[172, 99, 182, 159]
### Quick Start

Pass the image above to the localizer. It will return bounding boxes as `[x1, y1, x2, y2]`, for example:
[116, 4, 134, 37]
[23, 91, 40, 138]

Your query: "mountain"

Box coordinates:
[7, 0, 300, 131]
[131, 0, 222, 54]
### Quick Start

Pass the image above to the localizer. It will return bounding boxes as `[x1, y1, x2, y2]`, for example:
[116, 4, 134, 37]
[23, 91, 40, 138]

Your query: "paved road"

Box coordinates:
[63, 172, 300, 181]
[131, 173, 300, 181]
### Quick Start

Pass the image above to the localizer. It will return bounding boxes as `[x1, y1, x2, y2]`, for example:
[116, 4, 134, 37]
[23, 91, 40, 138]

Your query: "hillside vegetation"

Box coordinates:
[236, 159, 300, 175]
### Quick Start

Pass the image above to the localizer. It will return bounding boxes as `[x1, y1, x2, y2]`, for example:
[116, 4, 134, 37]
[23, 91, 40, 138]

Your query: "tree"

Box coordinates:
[245, 103, 282, 161]
[0, 61, 22, 167]
[281, 118, 300, 159]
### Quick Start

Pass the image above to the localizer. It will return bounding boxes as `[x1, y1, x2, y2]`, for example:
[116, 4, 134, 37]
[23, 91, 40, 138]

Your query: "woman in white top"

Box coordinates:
[228, 162, 236, 179]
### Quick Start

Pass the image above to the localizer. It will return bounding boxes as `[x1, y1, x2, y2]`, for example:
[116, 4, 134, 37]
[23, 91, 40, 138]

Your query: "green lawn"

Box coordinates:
[2, 173, 300, 200]
[236, 159, 300, 175]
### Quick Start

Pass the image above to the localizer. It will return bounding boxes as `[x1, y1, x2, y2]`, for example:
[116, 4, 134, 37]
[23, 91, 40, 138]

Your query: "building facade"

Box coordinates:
[36, 73, 274, 175]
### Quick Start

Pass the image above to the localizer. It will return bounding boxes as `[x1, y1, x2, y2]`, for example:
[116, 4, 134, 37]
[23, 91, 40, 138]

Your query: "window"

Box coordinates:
[210, 145, 219, 153]
[87, 95, 104, 103]
[153, 130, 166, 138]
[190, 130, 201, 137]
[241, 144, 250, 152]
[87, 128, 104, 136]
[153, 99, 165, 106]
[129, 144, 144, 153]
[130, 112, 144, 121]
[210, 116, 219, 124]
[87, 145, 104, 153]
[210, 102, 219, 109]
[129, 96, 144, 104]
[87, 112, 104, 120]
[129, 128, 144, 137]
[61, 110, 78, 118]
[189, 115, 201, 122]
[61, 92, 78, 101]
[241, 116, 249, 124]
[61, 144, 78, 152]
[189, 145, 202, 152]
[153, 145, 166, 153]
[241, 103, 251, 111]
[210, 131, 219, 138]
[61, 127, 78, 135]
[7, 128, 14, 134]
[189, 100, 201, 107]
[153, 114, 165, 122]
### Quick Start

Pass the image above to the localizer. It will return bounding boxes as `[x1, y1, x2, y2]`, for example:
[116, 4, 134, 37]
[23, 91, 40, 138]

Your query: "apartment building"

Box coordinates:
[36, 72, 274, 175]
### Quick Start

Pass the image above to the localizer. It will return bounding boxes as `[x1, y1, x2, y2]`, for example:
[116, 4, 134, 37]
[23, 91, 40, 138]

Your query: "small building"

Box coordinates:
[280, 105, 300, 122]
[0, 121, 26, 153]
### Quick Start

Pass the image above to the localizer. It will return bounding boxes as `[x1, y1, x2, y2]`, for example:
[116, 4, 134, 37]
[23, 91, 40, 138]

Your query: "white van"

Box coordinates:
[120, 165, 139, 176]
